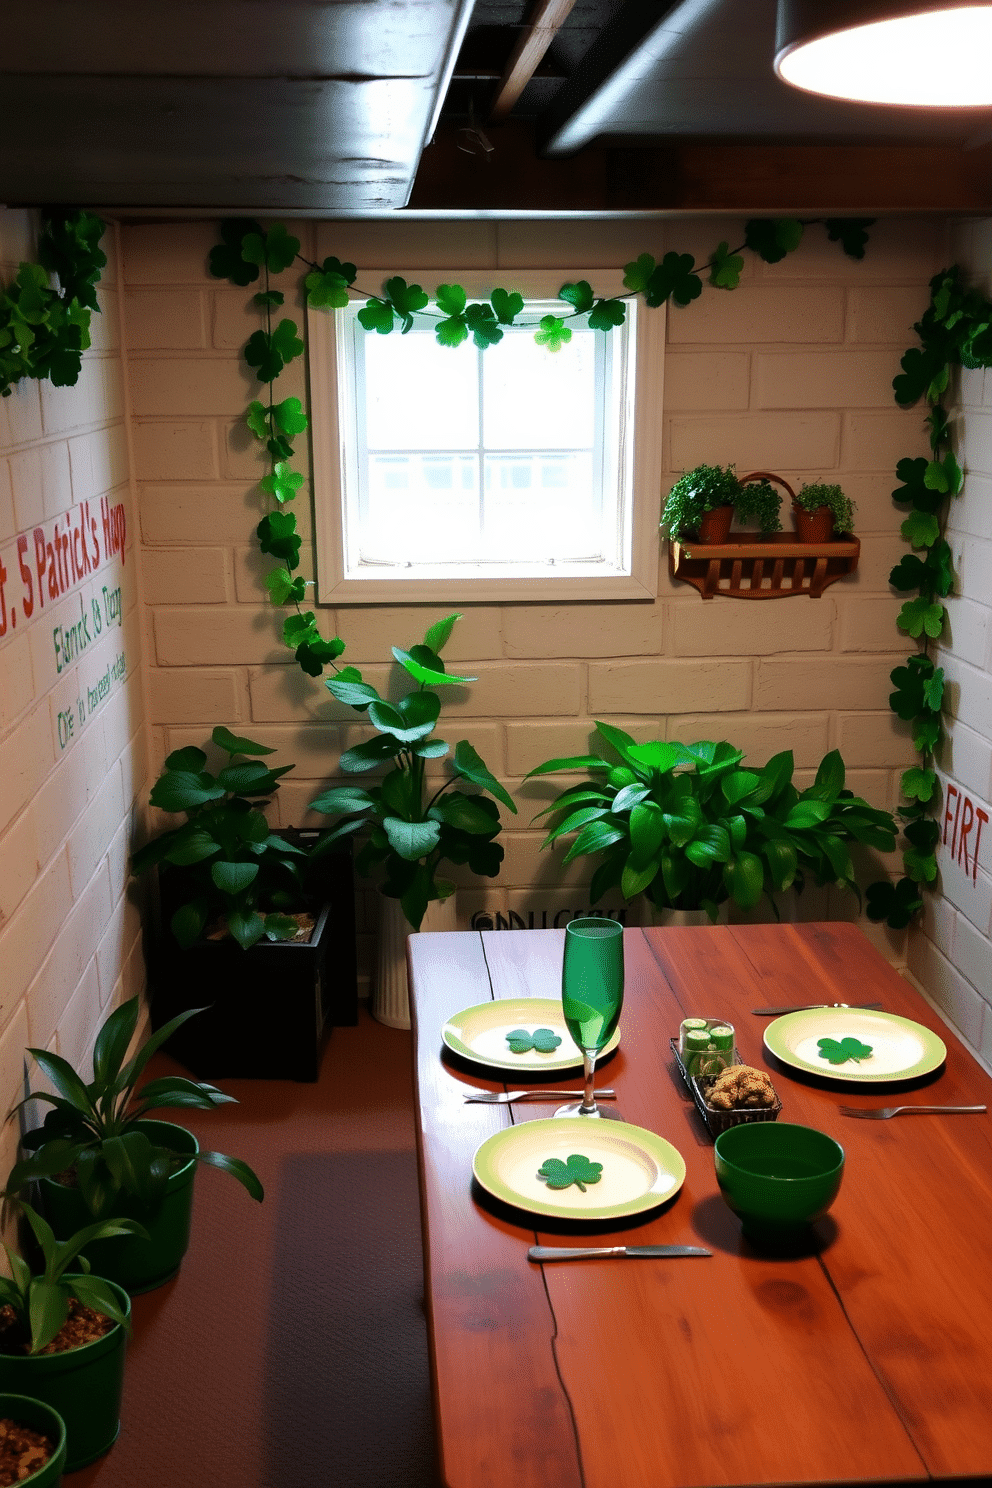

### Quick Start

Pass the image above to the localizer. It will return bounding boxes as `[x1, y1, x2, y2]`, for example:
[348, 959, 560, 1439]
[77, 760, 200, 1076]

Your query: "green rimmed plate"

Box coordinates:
[472, 1117, 686, 1221]
[763, 1006, 946, 1083]
[442, 997, 621, 1073]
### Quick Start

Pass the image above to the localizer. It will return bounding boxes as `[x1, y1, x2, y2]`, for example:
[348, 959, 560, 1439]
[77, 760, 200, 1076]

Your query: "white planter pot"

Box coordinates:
[372, 893, 459, 1029]
[640, 902, 729, 928]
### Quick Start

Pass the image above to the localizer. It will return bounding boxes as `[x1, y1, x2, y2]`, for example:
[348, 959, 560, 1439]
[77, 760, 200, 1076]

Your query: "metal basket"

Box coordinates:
[691, 1073, 782, 1139]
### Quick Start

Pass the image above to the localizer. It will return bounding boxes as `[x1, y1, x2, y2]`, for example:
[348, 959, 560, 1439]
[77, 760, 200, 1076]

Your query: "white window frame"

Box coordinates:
[308, 267, 663, 604]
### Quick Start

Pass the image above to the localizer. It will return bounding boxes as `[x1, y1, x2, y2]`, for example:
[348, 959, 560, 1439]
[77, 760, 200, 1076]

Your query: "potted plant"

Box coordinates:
[0, 1201, 145, 1471]
[132, 726, 356, 1078]
[310, 612, 517, 1027]
[0, 1394, 66, 1486]
[4, 997, 263, 1294]
[525, 724, 897, 923]
[792, 482, 857, 542]
[662, 465, 782, 543]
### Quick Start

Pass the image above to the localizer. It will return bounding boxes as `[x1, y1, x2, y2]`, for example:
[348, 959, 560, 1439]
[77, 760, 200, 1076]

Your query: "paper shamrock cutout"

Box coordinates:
[817, 1036, 874, 1065]
[506, 1027, 563, 1054]
[537, 1154, 604, 1193]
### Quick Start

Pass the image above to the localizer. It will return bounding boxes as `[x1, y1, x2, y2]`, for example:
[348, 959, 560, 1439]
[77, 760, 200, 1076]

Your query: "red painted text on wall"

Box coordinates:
[942, 782, 989, 885]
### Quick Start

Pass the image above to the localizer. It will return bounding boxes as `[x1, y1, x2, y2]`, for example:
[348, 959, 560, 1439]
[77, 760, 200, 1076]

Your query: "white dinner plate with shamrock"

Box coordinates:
[472, 1118, 686, 1220]
[763, 1007, 946, 1083]
[442, 997, 621, 1073]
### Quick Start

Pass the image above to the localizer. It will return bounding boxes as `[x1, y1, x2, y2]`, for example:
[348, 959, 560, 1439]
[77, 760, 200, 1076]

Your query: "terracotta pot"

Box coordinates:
[696, 505, 734, 543]
[793, 505, 835, 543]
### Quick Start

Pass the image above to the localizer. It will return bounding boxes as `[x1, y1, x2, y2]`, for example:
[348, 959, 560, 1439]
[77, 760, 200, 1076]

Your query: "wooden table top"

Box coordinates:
[407, 921, 992, 1488]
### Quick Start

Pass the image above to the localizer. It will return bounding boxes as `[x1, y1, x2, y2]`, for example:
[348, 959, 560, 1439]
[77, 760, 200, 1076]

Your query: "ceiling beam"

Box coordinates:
[538, 0, 718, 155]
[410, 121, 992, 212]
[488, 0, 578, 123]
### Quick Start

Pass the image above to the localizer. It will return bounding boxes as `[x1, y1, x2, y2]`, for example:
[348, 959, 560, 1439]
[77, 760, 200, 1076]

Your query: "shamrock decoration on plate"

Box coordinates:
[537, 1154, 604, 1192]
[817, 1036, 874, 1066]
[506, 1027, 563, 1054]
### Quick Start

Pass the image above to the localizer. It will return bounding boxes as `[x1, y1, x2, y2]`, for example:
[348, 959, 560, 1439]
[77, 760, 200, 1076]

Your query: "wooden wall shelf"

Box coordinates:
[670, 533, 860, 599]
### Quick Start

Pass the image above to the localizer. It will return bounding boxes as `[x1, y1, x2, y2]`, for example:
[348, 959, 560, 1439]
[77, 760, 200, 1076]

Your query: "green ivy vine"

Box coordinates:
[866, 264, 992, 929]
[0, 211, 107, 398]
[208, 213, 875, 680]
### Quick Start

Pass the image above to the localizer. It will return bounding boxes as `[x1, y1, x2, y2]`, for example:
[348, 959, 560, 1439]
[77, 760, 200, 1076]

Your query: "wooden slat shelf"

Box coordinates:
[670, 533, 860, 599]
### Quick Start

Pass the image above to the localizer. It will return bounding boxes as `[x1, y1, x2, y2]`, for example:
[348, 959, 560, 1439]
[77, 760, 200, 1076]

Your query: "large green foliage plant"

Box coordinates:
[309, 613, 516, 929]
[131, 725, 307, 950]
[527, 725, 897, 921]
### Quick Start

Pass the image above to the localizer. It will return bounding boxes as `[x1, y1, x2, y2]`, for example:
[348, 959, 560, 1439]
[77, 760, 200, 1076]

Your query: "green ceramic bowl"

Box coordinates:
[714, 1122, 844, 1242]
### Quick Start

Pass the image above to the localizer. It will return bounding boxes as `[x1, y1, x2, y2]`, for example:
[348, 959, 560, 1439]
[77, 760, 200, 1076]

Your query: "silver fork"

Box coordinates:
[464, 1088, 616, 1104]
[838, 1104, 986, 1119]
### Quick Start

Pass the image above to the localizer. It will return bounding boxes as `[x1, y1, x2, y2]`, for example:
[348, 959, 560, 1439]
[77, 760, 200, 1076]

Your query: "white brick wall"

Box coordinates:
[122, 214, 943, 984]
[0, 209, 149, 1150]
[902, 218, 992, 1058]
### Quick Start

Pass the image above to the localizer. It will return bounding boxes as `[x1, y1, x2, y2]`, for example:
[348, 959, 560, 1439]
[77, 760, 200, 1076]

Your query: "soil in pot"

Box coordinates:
[0, 1300, 114, 1357]
[0, 1416, 57, 1485]
[0, 1280, 129, 1472]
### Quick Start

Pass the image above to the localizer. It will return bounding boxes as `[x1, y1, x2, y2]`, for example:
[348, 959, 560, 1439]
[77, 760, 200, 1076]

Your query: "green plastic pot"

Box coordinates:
[40, 1120, 198, 1294]
[0, 1281, 129, 1471]
[0, 1393, 67, 1485]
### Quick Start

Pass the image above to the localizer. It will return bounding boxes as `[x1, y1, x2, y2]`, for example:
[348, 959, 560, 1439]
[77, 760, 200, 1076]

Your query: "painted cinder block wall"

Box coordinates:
[907, 218, 992, 1057]
[0, 209, 149, 1188]
[122, 214, 944, 990]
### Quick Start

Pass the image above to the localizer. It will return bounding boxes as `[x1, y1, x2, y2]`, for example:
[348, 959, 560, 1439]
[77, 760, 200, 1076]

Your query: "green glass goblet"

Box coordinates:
[555, 917, 624, 1119]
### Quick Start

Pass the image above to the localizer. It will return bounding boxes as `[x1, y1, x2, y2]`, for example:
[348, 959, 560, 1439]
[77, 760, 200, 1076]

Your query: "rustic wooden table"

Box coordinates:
[408, 921, 992, 1488]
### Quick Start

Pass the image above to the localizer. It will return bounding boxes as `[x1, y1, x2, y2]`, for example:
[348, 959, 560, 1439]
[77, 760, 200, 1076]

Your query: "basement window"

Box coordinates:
[308, 269, 663, 603]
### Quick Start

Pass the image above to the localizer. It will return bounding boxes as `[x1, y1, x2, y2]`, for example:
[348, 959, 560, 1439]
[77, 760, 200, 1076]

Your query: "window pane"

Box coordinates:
[362, 454, 480, 562]
[483, 328, 596, 451]
[364, 332, 478, 450]
[483, 453, 599, 561]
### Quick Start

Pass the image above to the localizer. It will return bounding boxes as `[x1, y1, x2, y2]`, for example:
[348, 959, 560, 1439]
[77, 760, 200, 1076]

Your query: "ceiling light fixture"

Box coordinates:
[775, 0, 992, 106]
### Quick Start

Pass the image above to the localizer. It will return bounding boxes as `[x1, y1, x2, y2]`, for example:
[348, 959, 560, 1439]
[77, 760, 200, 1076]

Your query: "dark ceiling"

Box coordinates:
[2, 0, 992, 215]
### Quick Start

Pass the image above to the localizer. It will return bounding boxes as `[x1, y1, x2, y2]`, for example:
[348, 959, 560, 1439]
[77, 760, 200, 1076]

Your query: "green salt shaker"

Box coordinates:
[709, 1023, 735, 1070]
[679, 1018, 708, 1056]
[683, 1028, 711, 1076]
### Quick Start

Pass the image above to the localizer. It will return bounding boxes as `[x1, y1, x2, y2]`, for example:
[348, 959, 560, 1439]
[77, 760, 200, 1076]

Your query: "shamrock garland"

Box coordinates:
[866, 264, 992, 929]
[505, 1027, 563, 1054]
[0, 211, 107, 398]
[208, 215, 874, 684]
[537, 1154, 603, 1192]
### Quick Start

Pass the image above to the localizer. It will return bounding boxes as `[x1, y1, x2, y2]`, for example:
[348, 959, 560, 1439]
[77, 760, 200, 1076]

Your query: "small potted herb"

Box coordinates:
[0, 1202, 146, 1471]
[4, 997, 263, 1295]
[662, 464, 782, 543]
[792, 482, 857, 541]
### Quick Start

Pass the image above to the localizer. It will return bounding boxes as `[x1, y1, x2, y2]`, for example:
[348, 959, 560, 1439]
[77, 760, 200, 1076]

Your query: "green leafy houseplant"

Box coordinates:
[131, 725, 310, 951]
[4, 997, 263, 1220]
[0, 1203, 145, 1355]
[526, 725, 897, 922]
[794, 482, 857, 535]
[661, 465, 782, 541]
[310, 613, 517, 929]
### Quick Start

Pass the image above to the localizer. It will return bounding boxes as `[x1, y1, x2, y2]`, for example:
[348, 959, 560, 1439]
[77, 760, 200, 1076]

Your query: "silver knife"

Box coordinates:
[528, 1245, 711, 1261]
[751, 1001, 883, 1015]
